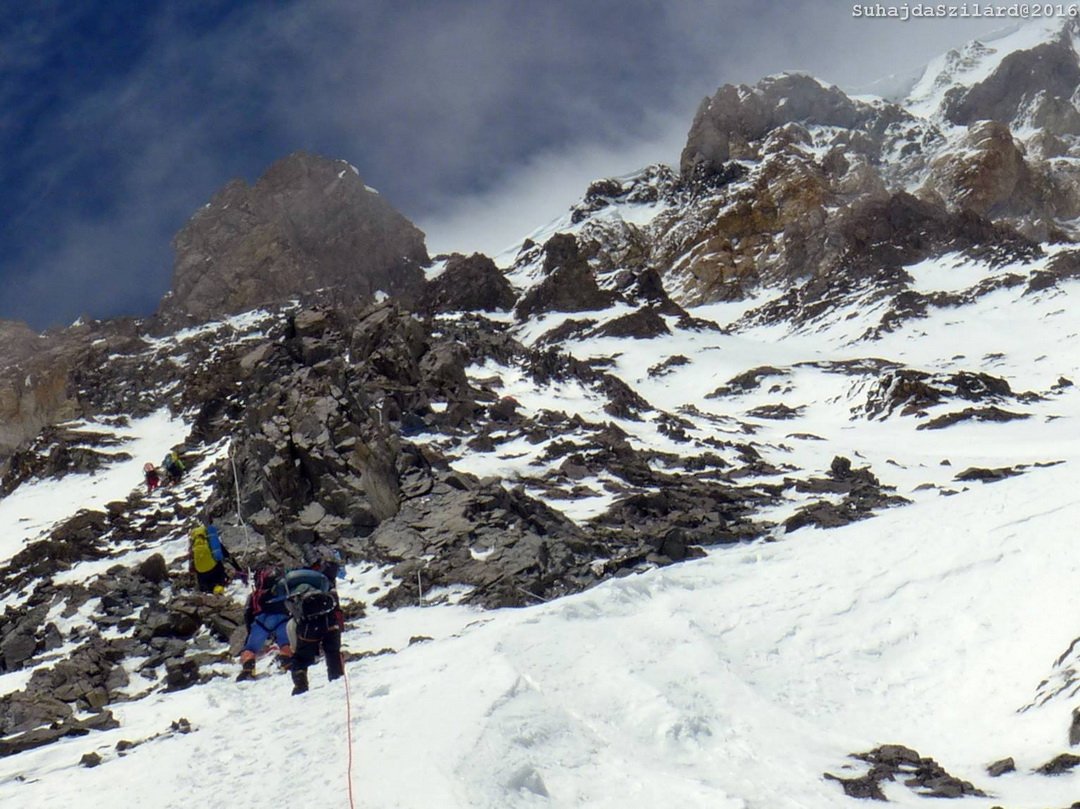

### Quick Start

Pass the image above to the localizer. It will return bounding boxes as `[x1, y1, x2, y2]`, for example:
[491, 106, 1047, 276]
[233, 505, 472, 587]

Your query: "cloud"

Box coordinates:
[0, 0, 1030, 329]
[417, 111, 692, 260]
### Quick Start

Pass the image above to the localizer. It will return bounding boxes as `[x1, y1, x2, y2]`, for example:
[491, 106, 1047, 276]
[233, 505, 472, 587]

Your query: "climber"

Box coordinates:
[143, 462, 161, 493]
[305, 542, 347, 583]
[280, 567, 344, 695]
[162, 450, 185, 485]
[189, 519, 234, 594]
[236, 566, 292, 681]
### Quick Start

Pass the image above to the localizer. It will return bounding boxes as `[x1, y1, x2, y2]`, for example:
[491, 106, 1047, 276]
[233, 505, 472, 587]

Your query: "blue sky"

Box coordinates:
[1, 1, 1004, 329]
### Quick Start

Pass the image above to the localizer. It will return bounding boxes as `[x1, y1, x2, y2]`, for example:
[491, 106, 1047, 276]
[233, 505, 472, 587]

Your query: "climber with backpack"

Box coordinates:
[189, 519, 234, 594]
[280, 567, 344, 695]
[143, 462, 161, 494]
[162, 450, 185, 485]
[236, 566, 292, 681]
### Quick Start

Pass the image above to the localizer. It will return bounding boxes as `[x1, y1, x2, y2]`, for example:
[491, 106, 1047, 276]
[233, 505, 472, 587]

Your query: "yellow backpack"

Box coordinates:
[191, 526, 216, 573]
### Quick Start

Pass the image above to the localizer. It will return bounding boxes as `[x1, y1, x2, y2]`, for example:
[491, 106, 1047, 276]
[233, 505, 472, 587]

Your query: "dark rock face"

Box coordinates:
[0, 510, 111, 592]
[0, 319, 39, 370]
[826, 744, 986, 800]
[515, 234, 616, 319]
[653, 26, 1080, 310]
[219, 303, 469, 548]
[953, 465, 1025, 483]
[860, 368, 1018, 420]
[0, 332, 77, 462]
[918, 406, 1030, 431]
[784, 456, 908, 533]
[921, 122, 1040, 220]
[1, 425, 131, 496]
[193, 303, 778, 606]
[593, 478, 767, 548]
[369, 475, 598, 609]
[588, 308, 671, 340]
[943, 36, 1080, 128]
[834, 192, 1039, 277]
[1037, 752, 1080, 775]
[1027, 250, 1080, 294]
[421, 253, 516, 314]
[0, 708, 118, 757]
[161, 151, 430, 324]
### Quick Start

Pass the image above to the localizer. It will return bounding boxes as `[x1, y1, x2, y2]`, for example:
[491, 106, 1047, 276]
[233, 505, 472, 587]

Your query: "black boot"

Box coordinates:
[291, 668, 309, 695]
[235, 659, 256, 682]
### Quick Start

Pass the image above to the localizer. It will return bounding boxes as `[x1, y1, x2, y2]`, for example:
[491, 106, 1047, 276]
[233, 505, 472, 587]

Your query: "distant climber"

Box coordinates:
[143, 463, 161, 493]
[306, 543, 346, 583]
[236, 566, 292, 681]
[189, 519, 235, 594]
[281, 567, 344, 695]
[162, 450, 185, 485]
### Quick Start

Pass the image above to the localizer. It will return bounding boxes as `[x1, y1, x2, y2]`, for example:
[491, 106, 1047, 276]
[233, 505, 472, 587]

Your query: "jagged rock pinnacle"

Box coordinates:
[159, 151, 430, 324]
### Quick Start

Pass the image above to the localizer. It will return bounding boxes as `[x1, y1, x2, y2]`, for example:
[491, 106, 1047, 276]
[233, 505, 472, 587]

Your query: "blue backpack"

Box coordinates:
[208, 525, 224, 562]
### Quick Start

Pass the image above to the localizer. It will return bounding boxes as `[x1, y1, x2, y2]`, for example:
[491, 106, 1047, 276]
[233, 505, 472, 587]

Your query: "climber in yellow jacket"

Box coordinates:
[189, 521, 235, 594]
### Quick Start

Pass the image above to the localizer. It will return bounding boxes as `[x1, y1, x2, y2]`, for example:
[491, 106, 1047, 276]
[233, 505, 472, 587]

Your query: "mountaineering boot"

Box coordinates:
[327, 652, 344, 682]
[291, 668, 309, 696]
[236, 659, 256, 682]
[276, 644, 293, 671]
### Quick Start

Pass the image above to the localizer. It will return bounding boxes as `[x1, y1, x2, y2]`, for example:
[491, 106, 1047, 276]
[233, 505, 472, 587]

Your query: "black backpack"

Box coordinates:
[289, 588, 338, 635]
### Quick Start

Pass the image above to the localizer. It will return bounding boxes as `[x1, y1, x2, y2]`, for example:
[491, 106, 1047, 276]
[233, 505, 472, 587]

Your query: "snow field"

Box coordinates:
[0, 410, 190, 572]
[6, 456, 1080, 807]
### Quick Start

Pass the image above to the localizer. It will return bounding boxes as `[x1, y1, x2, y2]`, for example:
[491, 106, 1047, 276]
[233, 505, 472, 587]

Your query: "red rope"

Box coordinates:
[343, 653, 356, 809]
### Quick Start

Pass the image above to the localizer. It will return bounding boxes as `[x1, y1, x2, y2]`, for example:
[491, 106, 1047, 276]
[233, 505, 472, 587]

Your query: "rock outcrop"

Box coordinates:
[160, 151, 430, 324]
[826, 744, 986, 800]
[942, 32, 1080, 128]
[420, 253, 516, 314]
[680, 73, 926, 182]
[515, 234, 616, 319]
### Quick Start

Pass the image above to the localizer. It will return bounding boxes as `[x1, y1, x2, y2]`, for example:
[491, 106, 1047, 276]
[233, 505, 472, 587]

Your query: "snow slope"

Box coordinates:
[0, 410, 190, 565]
[2, 442, 1079, 807]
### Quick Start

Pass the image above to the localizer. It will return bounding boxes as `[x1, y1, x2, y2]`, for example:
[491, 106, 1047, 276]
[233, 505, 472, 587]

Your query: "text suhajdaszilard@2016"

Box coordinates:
[852, 3, 1080, 19]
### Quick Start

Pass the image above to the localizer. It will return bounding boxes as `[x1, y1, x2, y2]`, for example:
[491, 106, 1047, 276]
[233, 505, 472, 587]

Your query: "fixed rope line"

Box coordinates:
[228, 442, 250, 542]
[228, 441, 254, 585]
[343, 655, 357, 809]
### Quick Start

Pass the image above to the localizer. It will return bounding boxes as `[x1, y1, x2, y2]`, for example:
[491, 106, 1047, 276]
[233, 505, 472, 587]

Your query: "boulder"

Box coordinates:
[137, 554, 169, 584]
[421, 253, 516, 314]
[514, 235, 616, 319]
[164, 658, 200, 692]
